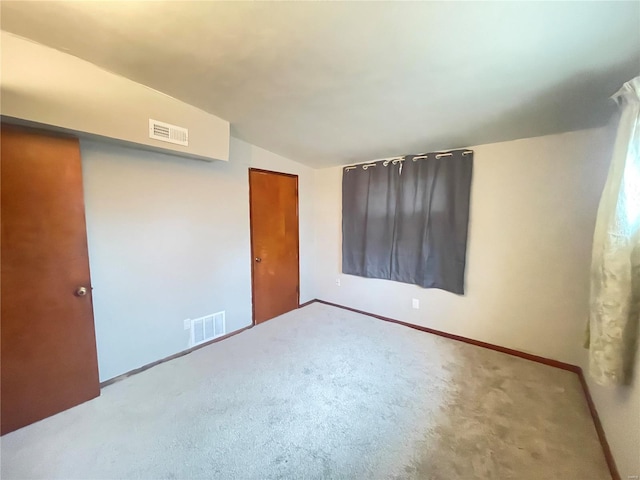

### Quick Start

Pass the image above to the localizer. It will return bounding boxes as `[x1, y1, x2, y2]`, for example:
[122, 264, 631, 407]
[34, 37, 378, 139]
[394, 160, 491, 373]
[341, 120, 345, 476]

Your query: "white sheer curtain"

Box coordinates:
[588, 76, 640, 386]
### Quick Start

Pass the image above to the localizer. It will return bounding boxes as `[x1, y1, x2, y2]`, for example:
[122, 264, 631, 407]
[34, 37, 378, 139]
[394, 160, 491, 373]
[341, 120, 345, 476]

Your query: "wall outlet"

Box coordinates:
[183, 318, 191, 330]
[335, 278, 341, 286]
[412, 298, 420, 309]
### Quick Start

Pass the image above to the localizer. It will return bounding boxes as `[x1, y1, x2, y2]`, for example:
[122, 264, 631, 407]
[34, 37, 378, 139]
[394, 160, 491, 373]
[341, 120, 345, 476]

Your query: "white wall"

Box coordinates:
[82, 136, 314, 381]
[580, 113, 640, 478]
[313, 128, 612, 366]
[586, 352, 640, 479]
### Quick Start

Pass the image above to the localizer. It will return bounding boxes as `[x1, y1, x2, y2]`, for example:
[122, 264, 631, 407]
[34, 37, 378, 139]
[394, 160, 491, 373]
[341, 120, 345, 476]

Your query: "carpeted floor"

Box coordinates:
[1, 303, 610, 479]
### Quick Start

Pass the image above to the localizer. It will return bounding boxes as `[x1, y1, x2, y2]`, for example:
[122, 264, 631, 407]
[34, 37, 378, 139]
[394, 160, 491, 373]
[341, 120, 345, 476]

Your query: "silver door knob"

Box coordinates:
[75, 286, 88, 297]
[255, 257, 262, 263]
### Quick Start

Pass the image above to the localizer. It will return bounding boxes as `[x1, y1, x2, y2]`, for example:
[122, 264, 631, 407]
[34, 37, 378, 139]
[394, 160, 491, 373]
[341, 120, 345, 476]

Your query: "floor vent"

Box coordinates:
[149, 119, 189, 146]
[190, 311, 225, 346]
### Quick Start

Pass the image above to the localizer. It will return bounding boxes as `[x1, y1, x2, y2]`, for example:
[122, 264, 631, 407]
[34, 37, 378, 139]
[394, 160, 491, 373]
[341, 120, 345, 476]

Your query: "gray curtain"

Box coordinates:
[342, 150, 473, 294]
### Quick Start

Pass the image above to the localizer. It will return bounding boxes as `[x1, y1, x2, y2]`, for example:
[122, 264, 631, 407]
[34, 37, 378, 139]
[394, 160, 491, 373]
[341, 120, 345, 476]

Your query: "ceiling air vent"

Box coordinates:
[149, 119, 189, 146]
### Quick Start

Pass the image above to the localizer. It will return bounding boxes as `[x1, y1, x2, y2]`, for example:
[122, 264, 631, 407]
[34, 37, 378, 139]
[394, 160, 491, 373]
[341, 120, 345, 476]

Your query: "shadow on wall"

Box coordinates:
[415, 53, 640, 156]
[245, 51, 640, 167]
[622, 241, 640, 385]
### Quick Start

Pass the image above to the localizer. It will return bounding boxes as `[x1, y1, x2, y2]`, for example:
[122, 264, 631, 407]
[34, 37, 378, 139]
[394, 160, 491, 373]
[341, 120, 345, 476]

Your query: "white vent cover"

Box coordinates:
[149, 119, 189, 146]
[190, 311, 225, 346]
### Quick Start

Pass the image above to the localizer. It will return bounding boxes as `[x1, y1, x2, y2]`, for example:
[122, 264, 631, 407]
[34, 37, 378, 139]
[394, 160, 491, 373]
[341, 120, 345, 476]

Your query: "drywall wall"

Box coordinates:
[580, 114, 640, 479]
[313, 128, 613, 366]
[1, 31, 229, 161]
[586, 352, 640, 479]
[82, 137, 314, 381]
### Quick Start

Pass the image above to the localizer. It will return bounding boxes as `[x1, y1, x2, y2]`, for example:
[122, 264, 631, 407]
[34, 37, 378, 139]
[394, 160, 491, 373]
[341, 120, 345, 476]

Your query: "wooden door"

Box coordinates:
[1, 125, 100, 435]
[249, 169, 300, 324]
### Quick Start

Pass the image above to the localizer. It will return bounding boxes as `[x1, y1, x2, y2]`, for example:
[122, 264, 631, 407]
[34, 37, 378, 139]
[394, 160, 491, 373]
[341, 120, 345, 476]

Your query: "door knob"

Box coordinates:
[75, 286, 88, 297]
[255, 257, 262, 263]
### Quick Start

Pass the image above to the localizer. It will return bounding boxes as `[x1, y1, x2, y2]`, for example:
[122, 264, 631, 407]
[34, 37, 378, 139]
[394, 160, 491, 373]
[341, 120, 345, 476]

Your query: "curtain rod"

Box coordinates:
[344, 149, 473, 171]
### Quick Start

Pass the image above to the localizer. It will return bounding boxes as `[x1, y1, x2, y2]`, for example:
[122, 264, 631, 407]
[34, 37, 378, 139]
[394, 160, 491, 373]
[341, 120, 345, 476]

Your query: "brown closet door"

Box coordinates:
[1, 125, 100, 435]
[249, 169, 300, 324]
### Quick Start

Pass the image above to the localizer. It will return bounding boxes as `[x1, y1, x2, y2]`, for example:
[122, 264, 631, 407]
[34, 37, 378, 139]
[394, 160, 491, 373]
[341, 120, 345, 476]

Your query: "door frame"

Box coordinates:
[248, 168, 300, 326]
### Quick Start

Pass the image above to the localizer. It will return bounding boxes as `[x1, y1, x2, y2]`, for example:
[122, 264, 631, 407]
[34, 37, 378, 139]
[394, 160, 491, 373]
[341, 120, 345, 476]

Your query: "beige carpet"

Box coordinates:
[1, 303, 610, 479]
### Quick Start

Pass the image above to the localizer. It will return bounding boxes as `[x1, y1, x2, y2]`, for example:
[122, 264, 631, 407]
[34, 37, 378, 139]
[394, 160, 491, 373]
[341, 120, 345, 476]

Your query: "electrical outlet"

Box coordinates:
[412, 298, 420, 309]
[335, 278, 341, 286]
[183, 318, 191, 330]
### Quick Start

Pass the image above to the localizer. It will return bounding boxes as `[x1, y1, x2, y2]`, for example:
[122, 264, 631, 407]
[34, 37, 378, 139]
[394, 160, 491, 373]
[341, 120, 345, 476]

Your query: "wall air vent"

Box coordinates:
[149, 119, 189, 146]
[190, 311, 225, 346]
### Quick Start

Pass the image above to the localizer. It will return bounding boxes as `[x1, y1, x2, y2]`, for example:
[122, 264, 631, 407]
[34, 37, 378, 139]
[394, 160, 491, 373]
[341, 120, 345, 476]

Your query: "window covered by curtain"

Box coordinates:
[588, 76, 640, 386]
[342, 150, 473, 294]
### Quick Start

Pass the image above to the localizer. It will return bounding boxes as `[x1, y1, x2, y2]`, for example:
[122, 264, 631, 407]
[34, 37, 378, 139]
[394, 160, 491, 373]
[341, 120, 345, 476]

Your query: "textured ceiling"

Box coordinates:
[2, 1, 639, 167]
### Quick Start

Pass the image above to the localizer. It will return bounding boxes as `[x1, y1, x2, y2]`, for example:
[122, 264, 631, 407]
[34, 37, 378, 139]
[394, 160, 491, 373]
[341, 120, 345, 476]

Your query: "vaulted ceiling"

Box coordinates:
[2, 1, 639, 167]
